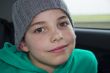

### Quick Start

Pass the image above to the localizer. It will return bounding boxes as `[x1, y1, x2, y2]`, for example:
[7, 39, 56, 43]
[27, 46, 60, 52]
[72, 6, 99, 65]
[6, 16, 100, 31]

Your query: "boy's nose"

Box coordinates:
[50, 29, 64, 43]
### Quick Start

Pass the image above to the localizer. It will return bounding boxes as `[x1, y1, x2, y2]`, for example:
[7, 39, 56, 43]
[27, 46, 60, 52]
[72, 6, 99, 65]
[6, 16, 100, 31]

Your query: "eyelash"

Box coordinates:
[58, 21, 70, 28]
[34, 27, 46, 33]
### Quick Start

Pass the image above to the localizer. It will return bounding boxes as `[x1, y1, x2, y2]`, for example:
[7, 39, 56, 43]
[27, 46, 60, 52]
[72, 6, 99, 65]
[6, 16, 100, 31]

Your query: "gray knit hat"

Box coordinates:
[12, 0, 73, 48]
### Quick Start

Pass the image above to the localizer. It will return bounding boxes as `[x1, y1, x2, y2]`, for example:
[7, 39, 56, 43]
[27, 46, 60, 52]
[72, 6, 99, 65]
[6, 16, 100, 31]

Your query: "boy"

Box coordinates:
[0, 0, 98, 73]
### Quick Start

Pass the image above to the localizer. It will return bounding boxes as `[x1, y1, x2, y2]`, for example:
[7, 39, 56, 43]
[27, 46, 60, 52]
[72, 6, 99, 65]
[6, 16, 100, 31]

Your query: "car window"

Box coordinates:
[64, 0, 110, 29]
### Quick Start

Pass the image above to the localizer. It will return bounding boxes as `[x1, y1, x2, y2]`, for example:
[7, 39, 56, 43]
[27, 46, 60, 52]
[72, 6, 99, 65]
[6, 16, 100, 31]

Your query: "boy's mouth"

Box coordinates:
[48, 44, 68, 53]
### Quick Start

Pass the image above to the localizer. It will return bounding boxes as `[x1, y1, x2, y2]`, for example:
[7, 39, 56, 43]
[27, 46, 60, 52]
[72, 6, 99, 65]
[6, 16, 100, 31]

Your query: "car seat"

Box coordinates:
[0, 18, 14, 49]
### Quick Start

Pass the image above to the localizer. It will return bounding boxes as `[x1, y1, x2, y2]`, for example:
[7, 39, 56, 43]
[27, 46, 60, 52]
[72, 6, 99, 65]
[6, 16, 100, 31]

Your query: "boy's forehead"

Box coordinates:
[29, 17, 68, 29]
[32, 16, 68, 25]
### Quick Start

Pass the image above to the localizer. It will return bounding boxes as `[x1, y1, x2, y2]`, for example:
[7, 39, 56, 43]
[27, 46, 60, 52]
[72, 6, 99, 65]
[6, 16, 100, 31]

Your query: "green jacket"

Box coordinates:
[0, 42, 98, 73]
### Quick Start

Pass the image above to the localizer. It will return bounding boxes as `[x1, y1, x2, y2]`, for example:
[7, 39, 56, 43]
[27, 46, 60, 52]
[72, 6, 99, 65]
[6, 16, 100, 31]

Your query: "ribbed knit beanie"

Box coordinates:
[12, 0, 73, 48]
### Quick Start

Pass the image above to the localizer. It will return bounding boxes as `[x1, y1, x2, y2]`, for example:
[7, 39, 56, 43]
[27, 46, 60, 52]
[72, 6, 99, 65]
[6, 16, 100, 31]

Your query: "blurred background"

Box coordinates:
[64, 0, 110, 29]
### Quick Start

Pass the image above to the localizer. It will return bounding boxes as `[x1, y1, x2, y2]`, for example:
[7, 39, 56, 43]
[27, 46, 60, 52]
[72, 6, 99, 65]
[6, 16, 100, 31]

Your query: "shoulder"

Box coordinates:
[0, 42, 15, 71]
[0, 42, 17, 69]
[0, 59, 11, 72]
[73, 48, 97, 63]
[71, 48, 98, 73]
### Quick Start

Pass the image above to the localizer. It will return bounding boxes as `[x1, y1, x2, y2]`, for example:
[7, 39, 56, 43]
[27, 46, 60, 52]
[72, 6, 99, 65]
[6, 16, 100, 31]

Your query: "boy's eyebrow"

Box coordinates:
[57, 15, 68, 20]
[30, 21, 45, 28]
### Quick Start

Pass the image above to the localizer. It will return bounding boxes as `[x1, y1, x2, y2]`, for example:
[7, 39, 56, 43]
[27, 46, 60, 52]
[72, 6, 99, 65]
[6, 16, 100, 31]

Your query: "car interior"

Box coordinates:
[75, 28, 110, 73]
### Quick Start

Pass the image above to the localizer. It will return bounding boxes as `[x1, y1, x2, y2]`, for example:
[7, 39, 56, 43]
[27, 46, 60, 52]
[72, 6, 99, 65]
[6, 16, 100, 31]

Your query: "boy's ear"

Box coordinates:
[19, 41, 29, 52]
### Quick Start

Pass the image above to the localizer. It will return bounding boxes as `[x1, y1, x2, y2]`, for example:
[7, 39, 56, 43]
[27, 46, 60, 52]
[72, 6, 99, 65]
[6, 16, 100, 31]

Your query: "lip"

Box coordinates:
[48, 44, 68, 53]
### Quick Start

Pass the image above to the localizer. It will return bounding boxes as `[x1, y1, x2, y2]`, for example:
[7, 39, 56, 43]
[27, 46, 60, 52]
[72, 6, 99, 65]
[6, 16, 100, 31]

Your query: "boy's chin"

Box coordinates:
[51, 56, 68, 66]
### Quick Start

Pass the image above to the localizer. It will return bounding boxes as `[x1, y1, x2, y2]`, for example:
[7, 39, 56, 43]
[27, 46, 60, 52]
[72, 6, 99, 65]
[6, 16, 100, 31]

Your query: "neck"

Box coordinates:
[28, 54, 56, 73]
[34, 61, 55, 73]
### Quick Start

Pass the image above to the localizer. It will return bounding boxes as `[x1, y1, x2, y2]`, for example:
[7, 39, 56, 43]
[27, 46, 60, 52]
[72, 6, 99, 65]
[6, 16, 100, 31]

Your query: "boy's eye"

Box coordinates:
[59, 21, 70, 27]
[34, 27, 45, 33]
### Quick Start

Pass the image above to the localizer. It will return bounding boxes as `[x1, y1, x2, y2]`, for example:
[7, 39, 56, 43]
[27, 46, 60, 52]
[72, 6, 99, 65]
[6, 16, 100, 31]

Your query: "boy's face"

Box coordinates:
[21, 9, 76, 69]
